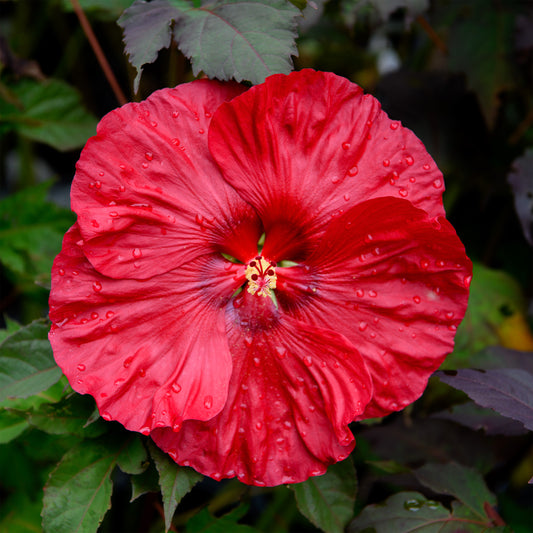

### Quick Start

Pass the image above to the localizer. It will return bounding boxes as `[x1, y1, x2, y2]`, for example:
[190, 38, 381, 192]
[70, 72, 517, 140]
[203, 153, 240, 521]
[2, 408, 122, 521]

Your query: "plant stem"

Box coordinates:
[69, 0, 128, 106]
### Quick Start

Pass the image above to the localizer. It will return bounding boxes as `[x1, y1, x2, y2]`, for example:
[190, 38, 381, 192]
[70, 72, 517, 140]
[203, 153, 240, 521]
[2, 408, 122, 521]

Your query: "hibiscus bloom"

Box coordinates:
[49, 70, 471, 486]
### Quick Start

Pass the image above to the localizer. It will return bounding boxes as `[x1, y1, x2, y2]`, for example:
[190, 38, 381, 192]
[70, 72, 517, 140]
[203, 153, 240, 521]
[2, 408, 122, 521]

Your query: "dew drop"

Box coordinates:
[355, 288, 364, 298]
[368, 290, 377, 298]
[347, 166, 358, 176]
[359, 321, 368, 331]
[204, 395, 213, 409]
[95, 180, 102, 189]
[420, 259, 429, 269]
[409, 176, 416, 183]
[171, 383, 182, 393]
[101, 412, 112, 421]
[123, 356, 133, 368]
[275, 346, 287, 359]
[150, 121, 157, 127]
[303, 356, 313, 367]
[93, 281, 102, 292]
[253, 357, 261, 367]
[399, 188, 408, 197]
[141, 162, 148, 169]
[109, 211, 118, 218]
[445, 311, 455, 319]
[464, 275, 472, 288]
[77, 364, 86, 371]
[140, 426, 150, 436]
[91, 312, 99, 320]
[413, 296, 421, 304]
[91, 219, 99, 228]
[119, 184, 126, 192]
[309, 405, 316, 412]
[433, 179, 442, 188]
[106, 310, 115, 319]
[172, 422, 181, 432]
[132, 248, 142, 258]
[114, 378, 125, 386]
[172, 111, 179, 118]
[390, 122, 399, 130]
[138, 368, 146, 377]
[383, 158, 390, 167]
[255, 421, 263, 430]
[59, 269, 65, 276]
[198, 129, 204, 134]
[405, 155, 414, 166]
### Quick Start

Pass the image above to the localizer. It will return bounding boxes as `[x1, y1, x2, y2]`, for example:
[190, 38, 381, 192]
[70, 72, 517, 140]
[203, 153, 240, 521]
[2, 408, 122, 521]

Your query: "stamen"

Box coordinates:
[245, 256, 277, 297]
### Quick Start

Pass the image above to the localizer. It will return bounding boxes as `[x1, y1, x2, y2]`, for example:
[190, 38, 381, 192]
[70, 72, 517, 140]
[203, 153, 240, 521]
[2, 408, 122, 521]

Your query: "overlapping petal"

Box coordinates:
[209, 69, 445, 261]
[49, 224, 244, 432]
[152, 291, 372, 486]
[72, 79, 260, 279]
[276, 197, 472, 417]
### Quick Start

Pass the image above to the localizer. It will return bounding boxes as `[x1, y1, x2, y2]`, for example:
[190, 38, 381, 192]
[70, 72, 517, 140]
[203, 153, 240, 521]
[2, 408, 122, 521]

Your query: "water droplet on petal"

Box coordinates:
[144, 152, 153, 161]
[172, 110, 179, 118]
[171, 383, 182, 393]
[405, 155, 414, 166]
[303, 356, 313, 367]
[359, 321, 368, 331]
[413, 296, 421, 304]
[171, 138, 180, 146]
[123, 356, 133, 368]
[132, 248, 142, 258]
[106, 311, 114, 319]
[138, 368, 146, 377]
[347, 166, 358, 176]
[204, 395, 213, 409]
[101, 412, 112, 421]
[421, 259, 429, 269]
[399, 188, 408, 197]
[342, 142, 351, 150]
[59, 269, 65, 276]
[93, 281, 102, 292]
[140, 426, 150, 435]
[355, 289, 364, 298]
[383, 159, 390, 167]
[433, 179, 442, 188]
[390, 122, 399, 130]
[253, 357, 261, 367]
[368, 290, 377, 298]
[77, 364, 86, 371]
[255, 421, 263, 430]
[464, 275, 472, 288]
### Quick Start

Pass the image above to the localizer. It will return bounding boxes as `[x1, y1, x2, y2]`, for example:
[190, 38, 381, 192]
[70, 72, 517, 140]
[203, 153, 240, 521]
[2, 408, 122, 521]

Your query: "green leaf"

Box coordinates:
[446, 263, 529, 367]
[186, 505, 259, 533]
[149, 442, 203, 532]
[42, 438, 127, 533]
[447, 0, 514, 128]
[0, 320, 62, 402]
[119, 0, 300, 92]
[0, 410, 29, 443]
[0, 492, 43, 533]
[130, 463, 160, 501]
[290, 457, 357, 533]
[0, 78, 97, 151]
[0, 317, 22, 344]
[27, 394, 107, 438]
[117, 436, 149, 475]
[0, 181, 75, 282]
[348, 491, 492, 533]
[413, 462, 496, 521]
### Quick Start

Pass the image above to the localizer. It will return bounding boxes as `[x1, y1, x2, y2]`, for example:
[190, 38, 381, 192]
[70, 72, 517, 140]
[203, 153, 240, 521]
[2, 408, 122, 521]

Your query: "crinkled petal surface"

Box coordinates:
[50, 70, 472, 488]
[49, 225, 244, 432]
[275, 197, 472, 418]
[209, 69, 446, 261]
[152, 290, 372, 486]
[71, 79, 260, 279]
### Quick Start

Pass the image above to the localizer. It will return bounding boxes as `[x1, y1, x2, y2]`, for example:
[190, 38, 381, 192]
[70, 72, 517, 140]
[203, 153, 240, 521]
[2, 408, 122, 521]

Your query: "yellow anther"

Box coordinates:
[245, 256, 277, 297]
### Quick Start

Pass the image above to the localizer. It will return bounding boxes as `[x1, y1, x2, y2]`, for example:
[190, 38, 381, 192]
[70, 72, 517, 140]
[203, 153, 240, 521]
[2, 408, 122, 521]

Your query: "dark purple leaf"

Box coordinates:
[508, 148, 533, 246]
[438, 368, 533, 431]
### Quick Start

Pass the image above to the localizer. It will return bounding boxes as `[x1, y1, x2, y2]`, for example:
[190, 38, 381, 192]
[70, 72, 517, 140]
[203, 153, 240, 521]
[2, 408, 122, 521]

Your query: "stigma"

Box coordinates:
[245, 256, 277, 297]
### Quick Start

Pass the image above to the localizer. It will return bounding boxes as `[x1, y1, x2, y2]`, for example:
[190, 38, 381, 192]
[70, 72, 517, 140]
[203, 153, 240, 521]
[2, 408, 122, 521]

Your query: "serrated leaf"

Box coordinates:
[0, 320, 62, 401]
[149, 442, 203, 532]
[185, 505, 259, 533]
[0, 181, 75, 282]
[0, 78, 97, 151]
[414, 462, 496, 521]
[117, 436, 149, 475]
[0, 317, 22, 344]
[508, 147, 533, 246]
[27, 394, 107, 438]
[0, 410, 29, 443]
[348, 491, 497, 533]
[438, 368, 533, 431]
[290, 457, 357, 533]
[119, 0, 299, 92]
[42, 438, 128, 533]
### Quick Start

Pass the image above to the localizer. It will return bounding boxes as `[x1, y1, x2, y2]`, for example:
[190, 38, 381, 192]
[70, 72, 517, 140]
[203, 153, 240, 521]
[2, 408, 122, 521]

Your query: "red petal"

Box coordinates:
[49, 225, 242, 433]
[72, 80, 260, 279]
[151, 291, 372, 486]
[277, 197, 471, 418]
[209, 69, 445, 261]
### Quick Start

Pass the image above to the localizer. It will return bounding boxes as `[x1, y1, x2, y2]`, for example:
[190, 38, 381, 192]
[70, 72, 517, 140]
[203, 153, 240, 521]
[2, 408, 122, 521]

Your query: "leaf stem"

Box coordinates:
[69, 0, 128, 106]
[416, 15, 447, 54]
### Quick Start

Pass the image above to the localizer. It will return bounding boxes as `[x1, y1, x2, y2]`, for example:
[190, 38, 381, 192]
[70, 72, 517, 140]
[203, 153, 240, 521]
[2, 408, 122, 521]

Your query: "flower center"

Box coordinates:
[245, 256, 277, 298]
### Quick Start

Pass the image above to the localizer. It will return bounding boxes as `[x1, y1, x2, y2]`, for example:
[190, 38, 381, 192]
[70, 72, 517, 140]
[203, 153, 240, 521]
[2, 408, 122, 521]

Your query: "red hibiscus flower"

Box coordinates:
[49, 70, 471, 486]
